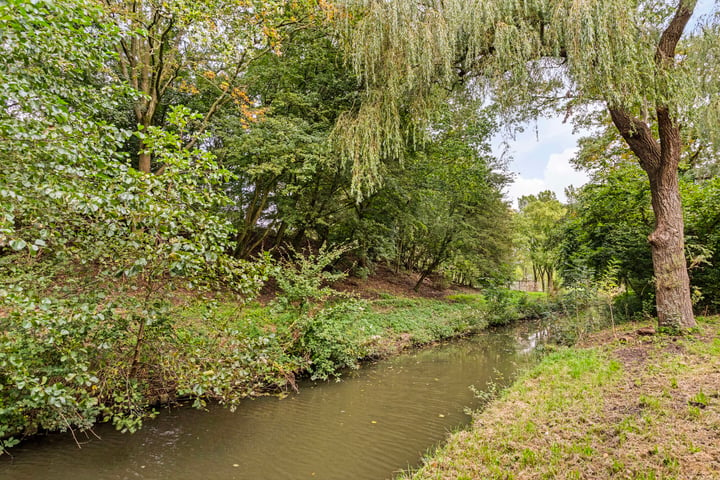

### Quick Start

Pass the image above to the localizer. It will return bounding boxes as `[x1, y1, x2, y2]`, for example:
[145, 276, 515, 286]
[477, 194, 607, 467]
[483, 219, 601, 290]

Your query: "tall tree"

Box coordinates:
[333, 0, 720, 329]
[215, 27, 361, 257]
[102, 0, 320, 172]
[516, 191, 566, 293]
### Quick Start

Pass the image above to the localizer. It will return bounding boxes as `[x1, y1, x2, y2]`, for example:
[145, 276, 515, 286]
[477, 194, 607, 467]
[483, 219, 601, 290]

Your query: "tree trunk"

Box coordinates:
[605, 2, 697, 330]
[609, 106, 696, 330]
[138, 150, 152, 173]
[413, 271, 429, 292]
[645, 161, 695, 329]
[547, 269, 553, 294]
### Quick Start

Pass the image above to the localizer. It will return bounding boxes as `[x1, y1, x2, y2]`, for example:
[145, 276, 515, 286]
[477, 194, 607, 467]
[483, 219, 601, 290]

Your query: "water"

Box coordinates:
[0, 322, 544, 480]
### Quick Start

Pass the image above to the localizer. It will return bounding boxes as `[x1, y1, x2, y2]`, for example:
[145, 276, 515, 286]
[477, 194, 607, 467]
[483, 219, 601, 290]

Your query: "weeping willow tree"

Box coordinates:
[331, 0, 720, 330]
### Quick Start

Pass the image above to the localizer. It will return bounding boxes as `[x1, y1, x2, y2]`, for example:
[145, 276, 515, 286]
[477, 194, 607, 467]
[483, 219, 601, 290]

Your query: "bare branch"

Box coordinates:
[656, 1, 696, 65]
[608, 107, 661, 171]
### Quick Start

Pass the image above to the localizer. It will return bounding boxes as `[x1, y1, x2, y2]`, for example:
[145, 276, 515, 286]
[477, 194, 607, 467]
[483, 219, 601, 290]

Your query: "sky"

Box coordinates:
[491, 117, 590, 208]
[493, 0, 717, 209]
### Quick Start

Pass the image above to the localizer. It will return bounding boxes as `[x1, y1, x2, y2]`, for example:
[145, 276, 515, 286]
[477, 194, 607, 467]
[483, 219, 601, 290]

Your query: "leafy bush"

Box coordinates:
[612, 292, 650, 321]
[292, 301, 373, 380]
[270, 245, 350, 314]
[483, 289, 520, 326]
[482, 289, 550, 326]
[0, 289, 136, 448]
[1, 69, 269, 445]
[161, 320, 305, 407]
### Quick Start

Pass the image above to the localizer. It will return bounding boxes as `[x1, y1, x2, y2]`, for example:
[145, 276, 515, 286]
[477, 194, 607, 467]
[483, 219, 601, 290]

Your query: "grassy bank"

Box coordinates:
[1, 287, 549, 452]
[400, 316, 720, 479]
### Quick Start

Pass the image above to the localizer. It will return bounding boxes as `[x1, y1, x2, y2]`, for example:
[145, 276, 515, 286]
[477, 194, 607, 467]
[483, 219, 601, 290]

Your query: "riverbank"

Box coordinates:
[1, 274, 550, 452]
[1, 320, 545, 480]
[400, 316, 720, 479]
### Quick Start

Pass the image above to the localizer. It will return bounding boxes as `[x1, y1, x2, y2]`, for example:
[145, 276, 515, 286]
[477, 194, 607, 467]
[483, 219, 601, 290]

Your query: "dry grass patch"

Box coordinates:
[402, 317, 720, 480]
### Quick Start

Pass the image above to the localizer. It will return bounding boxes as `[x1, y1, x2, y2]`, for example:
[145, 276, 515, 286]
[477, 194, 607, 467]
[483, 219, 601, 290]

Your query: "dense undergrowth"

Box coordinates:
[0, 263, 556, 454]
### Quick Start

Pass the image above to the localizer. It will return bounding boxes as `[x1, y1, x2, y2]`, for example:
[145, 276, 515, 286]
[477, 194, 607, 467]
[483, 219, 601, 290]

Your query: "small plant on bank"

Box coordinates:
[270, 244, 351, 314]
[688, 390, 709, 408]
[293, 300, 375, 380]
[270, 245, 373, 380]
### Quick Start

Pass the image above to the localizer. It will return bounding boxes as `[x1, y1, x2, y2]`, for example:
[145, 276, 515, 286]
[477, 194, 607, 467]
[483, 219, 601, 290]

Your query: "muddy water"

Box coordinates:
[0, 323, 544, 480]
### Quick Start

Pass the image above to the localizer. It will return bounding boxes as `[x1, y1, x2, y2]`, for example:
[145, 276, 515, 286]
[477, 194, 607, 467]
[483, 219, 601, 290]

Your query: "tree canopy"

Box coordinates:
[331, 0, 720, 329]
[334, 0, 719, 172]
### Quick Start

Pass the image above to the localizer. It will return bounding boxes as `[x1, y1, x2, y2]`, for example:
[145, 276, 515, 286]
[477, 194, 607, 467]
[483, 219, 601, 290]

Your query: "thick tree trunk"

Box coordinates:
[609, 107, 696, 330]
[605, 2, 696, 330]
[644, 156, 695, 329]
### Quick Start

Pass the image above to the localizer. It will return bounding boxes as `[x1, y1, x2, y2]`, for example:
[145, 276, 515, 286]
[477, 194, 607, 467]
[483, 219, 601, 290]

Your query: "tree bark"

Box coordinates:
[645, 160, 694, 329]
[609, 107, 696, 330]
[138, 150, 152, 173]
[604, 1, 697, 330]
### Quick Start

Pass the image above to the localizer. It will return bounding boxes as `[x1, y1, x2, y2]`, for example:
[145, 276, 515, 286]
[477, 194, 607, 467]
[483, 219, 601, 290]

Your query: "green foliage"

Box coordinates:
[0, 0, 518, 449]
[104, 0, 324, 167]
[328, 104, 513, 288]
[483, 290, 551, 326]
[0, 0, 133, 253]
[393, 106, 513, 288]
[216, 28, 359, 258]
[270, 245, 350, 314]
[1, 290, 110, 445]
[0, 0, 269, 443]
[161, 320, 304, 407]
[333, 0, 720, 193]
[0, 104, 271, 445]
[213, 25, 512, 290]
[292, 300, 375, 380]
[10, 0, 720, 456]
[364, 297, 487, 343]
[515, 191, 566, 293]
[560, 156, 655, 299]
[562, 133, 720, 313]
[683, 175, 720, 311]
[446, 293, 487, 306]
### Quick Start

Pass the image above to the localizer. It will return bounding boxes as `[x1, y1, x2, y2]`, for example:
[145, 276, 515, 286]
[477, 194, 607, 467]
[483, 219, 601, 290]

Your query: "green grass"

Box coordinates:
[363, 297, 487, 343]
[398, 317, 720, 480]
[445, 293, 487, 306]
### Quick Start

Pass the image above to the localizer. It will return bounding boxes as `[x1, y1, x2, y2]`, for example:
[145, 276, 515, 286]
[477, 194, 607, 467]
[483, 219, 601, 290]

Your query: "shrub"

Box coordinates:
[292, 300, 372, 380]
[270, 245, 350, 314]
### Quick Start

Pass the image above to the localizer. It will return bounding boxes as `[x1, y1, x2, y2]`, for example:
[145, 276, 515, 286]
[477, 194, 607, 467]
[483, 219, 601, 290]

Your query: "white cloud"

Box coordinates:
[493, 116, 578, 159]
[544, 147, 589, 195]
[505, 177, 547, 206]
[504, 147, 590, 208]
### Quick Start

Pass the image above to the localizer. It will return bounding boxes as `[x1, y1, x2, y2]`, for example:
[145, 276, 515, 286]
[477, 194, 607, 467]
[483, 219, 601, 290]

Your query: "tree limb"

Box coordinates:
[608, 107, 661, 171]
[655, 1, 695, 66]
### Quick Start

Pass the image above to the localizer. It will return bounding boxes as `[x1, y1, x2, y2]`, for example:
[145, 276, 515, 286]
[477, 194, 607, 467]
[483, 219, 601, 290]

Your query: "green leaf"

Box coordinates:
[9, 239, 27, 251]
